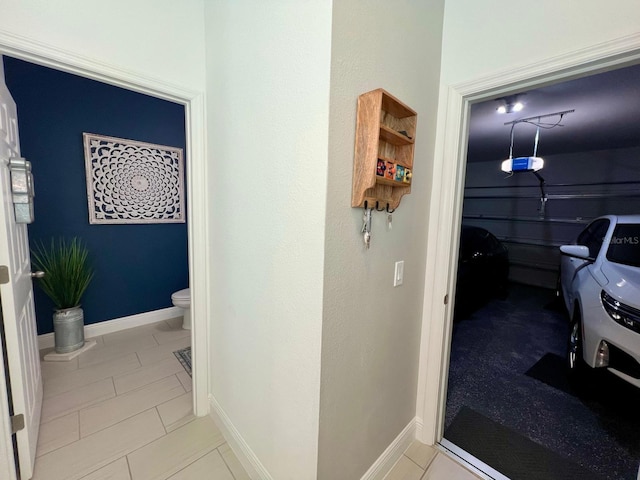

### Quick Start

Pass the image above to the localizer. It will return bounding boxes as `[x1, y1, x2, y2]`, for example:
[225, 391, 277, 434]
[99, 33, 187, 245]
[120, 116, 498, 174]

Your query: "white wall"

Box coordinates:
[440, 0, 640, 85]
[204, 1, 332, 478]
[0, 0, 205, 92]
[318, 1, 444, 478]
[417, 0, 640, 443]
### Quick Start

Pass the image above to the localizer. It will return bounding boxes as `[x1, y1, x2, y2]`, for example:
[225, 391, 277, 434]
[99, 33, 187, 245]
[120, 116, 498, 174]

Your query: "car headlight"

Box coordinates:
[601, 291, 640, 334]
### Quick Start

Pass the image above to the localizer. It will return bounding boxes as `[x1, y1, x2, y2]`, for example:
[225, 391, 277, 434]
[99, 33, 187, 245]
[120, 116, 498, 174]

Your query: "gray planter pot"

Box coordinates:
[53, 306, 85, 354]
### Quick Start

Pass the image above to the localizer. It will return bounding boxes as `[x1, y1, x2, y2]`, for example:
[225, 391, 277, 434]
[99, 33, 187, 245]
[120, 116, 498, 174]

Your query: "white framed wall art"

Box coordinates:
[83, 133, 185, 224]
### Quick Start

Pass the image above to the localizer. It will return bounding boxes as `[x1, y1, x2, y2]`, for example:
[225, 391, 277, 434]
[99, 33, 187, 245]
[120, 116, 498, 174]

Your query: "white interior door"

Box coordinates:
[0, 57, 43, 480]
[0, 335, 17, 480]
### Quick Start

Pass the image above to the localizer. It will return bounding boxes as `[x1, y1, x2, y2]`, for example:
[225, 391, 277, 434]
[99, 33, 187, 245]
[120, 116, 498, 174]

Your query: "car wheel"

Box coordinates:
[567, 313, 586, 379]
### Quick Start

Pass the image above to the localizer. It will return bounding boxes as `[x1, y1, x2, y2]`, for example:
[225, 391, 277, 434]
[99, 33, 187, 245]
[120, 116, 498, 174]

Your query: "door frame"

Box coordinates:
[415, 32, 640, 446]
[0, 34, 210, 418]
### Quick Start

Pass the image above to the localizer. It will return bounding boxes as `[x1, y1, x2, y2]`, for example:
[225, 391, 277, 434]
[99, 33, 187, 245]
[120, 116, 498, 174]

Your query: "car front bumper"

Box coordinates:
[583, 300, 640, 388]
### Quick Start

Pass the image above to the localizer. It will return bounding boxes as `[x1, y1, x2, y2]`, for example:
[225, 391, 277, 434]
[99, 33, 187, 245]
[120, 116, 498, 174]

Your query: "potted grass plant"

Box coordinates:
[31, 237, 94, 354]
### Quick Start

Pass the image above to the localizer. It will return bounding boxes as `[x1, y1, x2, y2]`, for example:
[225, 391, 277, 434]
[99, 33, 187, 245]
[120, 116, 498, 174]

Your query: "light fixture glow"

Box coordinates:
[496, 96, 524, 114]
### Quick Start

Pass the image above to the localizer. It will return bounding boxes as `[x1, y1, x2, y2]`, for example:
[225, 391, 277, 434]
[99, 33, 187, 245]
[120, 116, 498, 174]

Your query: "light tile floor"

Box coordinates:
[35, 317, 249, 480]
[36, 317, 483, 480]
[384, 441, 483, 480]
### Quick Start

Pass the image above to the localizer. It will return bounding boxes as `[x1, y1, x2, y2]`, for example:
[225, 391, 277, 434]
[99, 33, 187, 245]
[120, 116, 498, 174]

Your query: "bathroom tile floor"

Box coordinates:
[34, 317, 249, 480]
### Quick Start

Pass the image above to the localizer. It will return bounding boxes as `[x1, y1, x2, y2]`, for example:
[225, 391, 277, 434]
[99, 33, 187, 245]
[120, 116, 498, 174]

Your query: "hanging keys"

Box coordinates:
[362, 207, 372, 249]
[386, 203, 395, 231]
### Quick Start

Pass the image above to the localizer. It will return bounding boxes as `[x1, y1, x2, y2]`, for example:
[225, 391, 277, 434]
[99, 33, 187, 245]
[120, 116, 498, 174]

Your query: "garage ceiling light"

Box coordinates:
[496, 101, 523, 114]
[496, 95, 524, 114]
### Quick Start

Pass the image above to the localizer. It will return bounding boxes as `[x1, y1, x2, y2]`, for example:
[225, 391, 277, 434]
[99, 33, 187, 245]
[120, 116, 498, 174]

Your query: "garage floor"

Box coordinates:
[444, 283, 640, 480]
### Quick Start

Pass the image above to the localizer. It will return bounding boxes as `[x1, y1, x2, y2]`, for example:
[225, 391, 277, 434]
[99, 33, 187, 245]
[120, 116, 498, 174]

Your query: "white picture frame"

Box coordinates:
[83, 133, 185, 224]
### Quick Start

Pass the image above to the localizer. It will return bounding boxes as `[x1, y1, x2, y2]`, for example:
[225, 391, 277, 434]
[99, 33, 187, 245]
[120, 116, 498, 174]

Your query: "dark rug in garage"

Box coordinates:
[445, 283, 640, 480]
[445, 406, 605, 480]
[525, 352, 574, 394]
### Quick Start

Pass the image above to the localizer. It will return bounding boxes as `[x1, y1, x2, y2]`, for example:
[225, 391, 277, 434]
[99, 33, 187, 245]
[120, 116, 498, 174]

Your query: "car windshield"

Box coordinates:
[606, 224, 640, 267]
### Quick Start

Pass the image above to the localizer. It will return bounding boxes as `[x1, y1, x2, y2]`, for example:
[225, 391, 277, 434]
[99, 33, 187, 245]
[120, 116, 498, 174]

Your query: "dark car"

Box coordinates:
[454, 225, 509, 318]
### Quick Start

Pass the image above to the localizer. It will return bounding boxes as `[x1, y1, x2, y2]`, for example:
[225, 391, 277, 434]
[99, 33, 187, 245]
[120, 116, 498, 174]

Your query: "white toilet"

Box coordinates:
[171, 288, 191, 330]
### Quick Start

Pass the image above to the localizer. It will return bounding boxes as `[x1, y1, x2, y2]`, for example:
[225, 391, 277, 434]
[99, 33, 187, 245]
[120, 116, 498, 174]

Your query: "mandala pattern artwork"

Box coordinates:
[83, 133, 185, 224]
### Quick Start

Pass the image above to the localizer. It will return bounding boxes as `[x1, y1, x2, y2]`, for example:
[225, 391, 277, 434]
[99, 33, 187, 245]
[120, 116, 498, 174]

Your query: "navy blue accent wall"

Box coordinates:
[3, 57, 189, 335]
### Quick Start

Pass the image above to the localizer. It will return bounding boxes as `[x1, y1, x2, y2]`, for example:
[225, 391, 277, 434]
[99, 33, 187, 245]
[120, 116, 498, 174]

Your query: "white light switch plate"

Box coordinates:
[394, 261, 404, 287]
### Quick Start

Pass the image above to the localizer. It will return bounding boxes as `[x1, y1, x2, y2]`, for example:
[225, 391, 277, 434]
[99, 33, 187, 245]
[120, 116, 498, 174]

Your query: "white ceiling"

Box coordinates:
[466, 63, 640, 163]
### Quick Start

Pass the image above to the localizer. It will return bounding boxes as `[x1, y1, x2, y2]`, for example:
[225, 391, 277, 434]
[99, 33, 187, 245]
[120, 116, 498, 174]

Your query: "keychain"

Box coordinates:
[362, 206, 372, 249]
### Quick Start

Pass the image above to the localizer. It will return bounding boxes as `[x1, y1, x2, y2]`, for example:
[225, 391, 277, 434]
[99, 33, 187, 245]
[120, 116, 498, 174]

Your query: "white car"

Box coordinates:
[559, 214, 640, 387]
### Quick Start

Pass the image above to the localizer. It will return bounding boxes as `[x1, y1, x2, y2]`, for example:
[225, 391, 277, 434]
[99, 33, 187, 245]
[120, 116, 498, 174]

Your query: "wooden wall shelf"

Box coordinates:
[351, 89, 417, 210]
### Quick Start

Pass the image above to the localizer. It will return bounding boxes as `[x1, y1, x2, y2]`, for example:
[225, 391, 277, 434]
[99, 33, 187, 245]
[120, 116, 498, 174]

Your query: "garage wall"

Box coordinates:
[463, 146, 640, 288]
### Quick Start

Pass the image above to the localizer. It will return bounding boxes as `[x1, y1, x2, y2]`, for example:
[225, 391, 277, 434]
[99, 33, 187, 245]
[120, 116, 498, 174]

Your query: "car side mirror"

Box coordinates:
[560, 245, 594, 262]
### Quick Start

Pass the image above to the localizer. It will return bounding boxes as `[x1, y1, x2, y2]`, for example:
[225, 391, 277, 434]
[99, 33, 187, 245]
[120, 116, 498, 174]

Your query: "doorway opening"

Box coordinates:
[0, 40, 208, 477]
[414, 36, 640, 480]
[441, 60, 640, 480]
[3, 56, 191, 345]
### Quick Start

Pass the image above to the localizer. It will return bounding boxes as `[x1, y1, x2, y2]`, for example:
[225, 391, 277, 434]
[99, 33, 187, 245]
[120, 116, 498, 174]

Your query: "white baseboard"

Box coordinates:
[415, 416, 424, 440]
[209, 395, 417, 480]
[361, 417, 418, 480]
[209, 395, 271, 480]
[38, 306, 183, 351]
